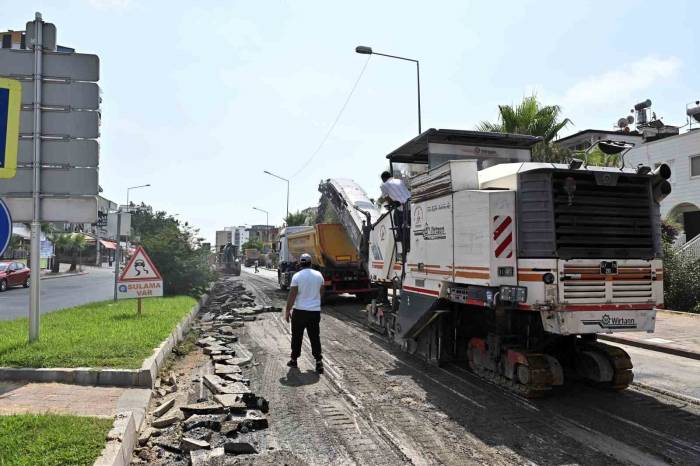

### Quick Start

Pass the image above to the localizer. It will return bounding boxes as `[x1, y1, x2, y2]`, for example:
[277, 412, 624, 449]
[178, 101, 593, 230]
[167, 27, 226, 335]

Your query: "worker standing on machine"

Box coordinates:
[285, 253, 326, 374]
[378, 170, 410, 240]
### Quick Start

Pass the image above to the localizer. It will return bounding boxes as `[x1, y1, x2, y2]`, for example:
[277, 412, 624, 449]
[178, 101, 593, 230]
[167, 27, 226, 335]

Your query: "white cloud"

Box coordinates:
[561, 56, 682, 108]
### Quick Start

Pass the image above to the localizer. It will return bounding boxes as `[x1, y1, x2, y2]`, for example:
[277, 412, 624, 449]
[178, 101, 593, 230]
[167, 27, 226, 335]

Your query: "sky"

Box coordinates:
[4, 0, 699, 242]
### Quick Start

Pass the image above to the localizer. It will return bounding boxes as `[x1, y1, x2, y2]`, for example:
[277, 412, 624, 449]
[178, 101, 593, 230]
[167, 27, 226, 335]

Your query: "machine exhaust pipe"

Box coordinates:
[652, 163, 671, 180]
[653, 180, 672, 203]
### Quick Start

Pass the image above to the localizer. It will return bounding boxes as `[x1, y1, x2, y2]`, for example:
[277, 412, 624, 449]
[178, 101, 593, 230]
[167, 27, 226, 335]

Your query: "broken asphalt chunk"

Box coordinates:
[151, 414, 179, 428]
[180, 401, 226, 418]
[182, 414, 225, 432]
[180, 437, 210, 452]
[151, 397, 175, 418]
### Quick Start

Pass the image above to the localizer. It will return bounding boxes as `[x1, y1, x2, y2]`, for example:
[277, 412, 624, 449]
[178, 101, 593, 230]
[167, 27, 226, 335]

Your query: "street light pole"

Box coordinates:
[126, 184, 151, 211]
[114, 184, 150, 301]
[252, 207, 269, 243]
[355, 45, 422, 134]
[263, 170, 289, 223]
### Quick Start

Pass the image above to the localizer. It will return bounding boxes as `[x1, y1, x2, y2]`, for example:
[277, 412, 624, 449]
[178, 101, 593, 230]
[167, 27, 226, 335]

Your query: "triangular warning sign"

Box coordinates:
[119, 246, 162, 282]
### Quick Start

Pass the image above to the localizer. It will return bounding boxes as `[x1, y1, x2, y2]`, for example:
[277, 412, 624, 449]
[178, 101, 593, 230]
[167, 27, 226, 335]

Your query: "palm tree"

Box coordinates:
[52, 234, 72, 273]
[68, 234, 87, 272]
[477, 95, 572, 162]
[284, 211, 308, 227]
[584, 147, 620, 167]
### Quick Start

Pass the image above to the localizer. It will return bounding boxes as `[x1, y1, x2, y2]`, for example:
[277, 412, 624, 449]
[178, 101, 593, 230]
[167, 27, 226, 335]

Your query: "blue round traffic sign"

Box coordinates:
[0, 198, 11, 258]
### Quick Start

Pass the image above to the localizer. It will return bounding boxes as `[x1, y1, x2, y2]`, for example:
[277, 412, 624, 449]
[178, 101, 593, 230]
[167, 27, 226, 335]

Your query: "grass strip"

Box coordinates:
[0, 296, 196, 368]
[0, 413, 113, 466]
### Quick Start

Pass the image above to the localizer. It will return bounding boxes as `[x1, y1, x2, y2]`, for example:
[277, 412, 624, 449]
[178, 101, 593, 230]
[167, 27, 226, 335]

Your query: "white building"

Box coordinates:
[624, 129, 700, 226]
[216, 226, 249, 251]
[556, 129, 643, 152]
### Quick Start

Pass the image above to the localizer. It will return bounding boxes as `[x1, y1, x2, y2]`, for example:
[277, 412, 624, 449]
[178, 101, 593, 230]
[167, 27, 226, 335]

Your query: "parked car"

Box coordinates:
[0, 261, 31, 292]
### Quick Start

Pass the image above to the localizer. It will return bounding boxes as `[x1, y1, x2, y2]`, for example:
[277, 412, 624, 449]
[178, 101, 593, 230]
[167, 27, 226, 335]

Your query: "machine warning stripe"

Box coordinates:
[402, 285, 440, 296]
[494, 233, 513, 257]
[455, 271, 490, 280]
[518, 273, 545, 282]
[493, 216, 512, 240]
[449, 265, 490, 270]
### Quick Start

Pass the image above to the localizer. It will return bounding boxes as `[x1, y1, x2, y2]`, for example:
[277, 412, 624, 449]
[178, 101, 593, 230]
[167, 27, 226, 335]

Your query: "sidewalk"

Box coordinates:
[599, 310, 700, 360]
[40, 263, 117, 280]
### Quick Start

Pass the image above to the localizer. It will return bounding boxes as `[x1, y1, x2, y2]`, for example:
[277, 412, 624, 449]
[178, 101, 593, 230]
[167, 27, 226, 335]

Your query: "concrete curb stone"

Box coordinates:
[93, 388, 151, 466]
[40, 271, 89, 280]
[0, 287, 213, 388]
[598, 334, 700, 361]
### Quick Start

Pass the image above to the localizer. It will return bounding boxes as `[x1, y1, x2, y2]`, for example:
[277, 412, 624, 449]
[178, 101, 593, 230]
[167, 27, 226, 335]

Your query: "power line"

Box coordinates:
[292, 55, 372, 178]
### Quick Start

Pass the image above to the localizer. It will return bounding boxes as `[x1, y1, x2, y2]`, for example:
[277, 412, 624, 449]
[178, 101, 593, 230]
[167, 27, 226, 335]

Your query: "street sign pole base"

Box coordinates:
[137, 297, 142, 317]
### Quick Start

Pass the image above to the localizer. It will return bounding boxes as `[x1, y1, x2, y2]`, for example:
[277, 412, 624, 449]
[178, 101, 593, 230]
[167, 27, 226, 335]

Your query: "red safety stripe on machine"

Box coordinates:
[402, 285, 440, 296]
[493, 215, 513, 259]
[559, 303, 655, 311]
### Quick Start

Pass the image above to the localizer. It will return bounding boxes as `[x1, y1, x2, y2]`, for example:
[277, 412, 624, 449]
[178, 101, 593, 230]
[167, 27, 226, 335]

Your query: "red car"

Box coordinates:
[0, 261, 31, 292]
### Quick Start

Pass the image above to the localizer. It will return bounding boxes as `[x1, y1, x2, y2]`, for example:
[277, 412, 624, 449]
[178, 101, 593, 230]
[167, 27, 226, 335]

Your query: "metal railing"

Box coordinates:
[680, 233, 700, 261]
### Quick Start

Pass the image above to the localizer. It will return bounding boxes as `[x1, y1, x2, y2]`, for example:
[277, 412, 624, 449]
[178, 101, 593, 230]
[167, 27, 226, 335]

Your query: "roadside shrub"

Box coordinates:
[663, 241, 700, 313]
[130, 210, 215, 297]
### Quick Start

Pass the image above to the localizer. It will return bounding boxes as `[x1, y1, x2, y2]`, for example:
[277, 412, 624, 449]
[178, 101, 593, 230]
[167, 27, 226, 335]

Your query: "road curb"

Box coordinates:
[0, 289, 212, 388]
[40, 271, 89, 280]
[598, 334, 700, 361]
[93, 388, 151, 466]
[658, 309, 700, 318]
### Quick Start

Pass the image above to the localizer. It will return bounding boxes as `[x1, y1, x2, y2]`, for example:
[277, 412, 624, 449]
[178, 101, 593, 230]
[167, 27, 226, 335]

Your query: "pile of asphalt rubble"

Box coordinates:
[133, 278, 281, 466]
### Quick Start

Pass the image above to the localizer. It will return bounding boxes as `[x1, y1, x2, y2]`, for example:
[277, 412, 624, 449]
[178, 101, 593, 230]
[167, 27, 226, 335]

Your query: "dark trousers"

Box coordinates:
[290, 309, 322, 361]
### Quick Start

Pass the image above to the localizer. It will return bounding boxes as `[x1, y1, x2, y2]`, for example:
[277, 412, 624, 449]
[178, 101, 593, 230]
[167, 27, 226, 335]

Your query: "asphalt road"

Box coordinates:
[617, 343, 700, 400]
[0, 268, 115, 321]
[244, 266, 700, 402]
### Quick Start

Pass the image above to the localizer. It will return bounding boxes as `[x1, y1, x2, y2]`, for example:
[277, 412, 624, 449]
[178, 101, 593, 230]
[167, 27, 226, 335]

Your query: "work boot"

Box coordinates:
[286, 359, 298, 368]
[316, 360, 324, 374]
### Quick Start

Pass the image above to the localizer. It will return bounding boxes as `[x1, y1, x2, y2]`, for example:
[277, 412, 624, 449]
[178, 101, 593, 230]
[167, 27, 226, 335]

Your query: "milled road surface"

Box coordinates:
[0, 267, 115, 320]
[240, 269, 700, 466]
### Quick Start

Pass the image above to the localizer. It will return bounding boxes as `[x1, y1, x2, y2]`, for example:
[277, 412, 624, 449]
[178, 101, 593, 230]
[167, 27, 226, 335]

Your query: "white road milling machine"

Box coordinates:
[367, 129, 671, 397]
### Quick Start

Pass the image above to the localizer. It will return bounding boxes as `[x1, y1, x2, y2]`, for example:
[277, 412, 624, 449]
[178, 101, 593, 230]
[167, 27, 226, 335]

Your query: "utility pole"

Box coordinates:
[113, 208, 121, 301]
[29, 12, 43, 342]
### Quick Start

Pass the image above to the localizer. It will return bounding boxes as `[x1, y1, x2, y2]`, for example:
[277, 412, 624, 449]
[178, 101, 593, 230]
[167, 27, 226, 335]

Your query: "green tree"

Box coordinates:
[583, 147, 621, 167]
[663, 241, 700, 313]
[284, 210, 308, 226]
[477, 95, 572, 162]
[241, 239, 264, 251]
[69, 234, 87, 272]
[130, 210, 215, 297]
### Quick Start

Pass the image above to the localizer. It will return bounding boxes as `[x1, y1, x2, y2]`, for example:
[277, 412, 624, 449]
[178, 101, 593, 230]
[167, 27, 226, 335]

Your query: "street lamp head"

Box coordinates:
[355, 45, 373, 55]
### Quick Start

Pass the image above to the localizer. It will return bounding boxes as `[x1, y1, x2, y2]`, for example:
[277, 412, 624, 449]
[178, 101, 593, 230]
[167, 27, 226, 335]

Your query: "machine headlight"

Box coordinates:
[543, 272, 555, 284]
[500, 285, 528, 304]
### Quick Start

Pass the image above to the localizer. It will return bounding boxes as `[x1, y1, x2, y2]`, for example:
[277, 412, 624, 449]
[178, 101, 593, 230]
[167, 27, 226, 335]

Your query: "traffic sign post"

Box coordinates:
[0, 77, 21, 179]
[0, 13, 100, 342]
[117, 246, 163, 317]
[0, 199, 11, 257]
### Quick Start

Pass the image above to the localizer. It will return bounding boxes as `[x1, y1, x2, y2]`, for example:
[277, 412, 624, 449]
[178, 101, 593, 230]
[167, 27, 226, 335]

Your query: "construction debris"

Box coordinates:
[132, 277, 274, 465]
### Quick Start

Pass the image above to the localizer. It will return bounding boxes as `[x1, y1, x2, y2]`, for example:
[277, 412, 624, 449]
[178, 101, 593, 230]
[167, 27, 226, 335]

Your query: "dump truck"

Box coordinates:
[363, 128, 671, 397]
[244, 248, 260, 267]
[278, 223, 374, 300]
[277, 225, 314, 290]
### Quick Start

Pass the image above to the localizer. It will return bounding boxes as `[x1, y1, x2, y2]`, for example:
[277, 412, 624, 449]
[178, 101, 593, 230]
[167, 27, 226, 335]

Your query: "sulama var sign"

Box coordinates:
[117, 246, 163, 299]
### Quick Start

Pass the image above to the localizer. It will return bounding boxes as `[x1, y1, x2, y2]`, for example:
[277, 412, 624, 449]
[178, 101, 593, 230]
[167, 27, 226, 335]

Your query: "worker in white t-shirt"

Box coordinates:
[378, 170, 410, 240]
[284, 253, 326, 374]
